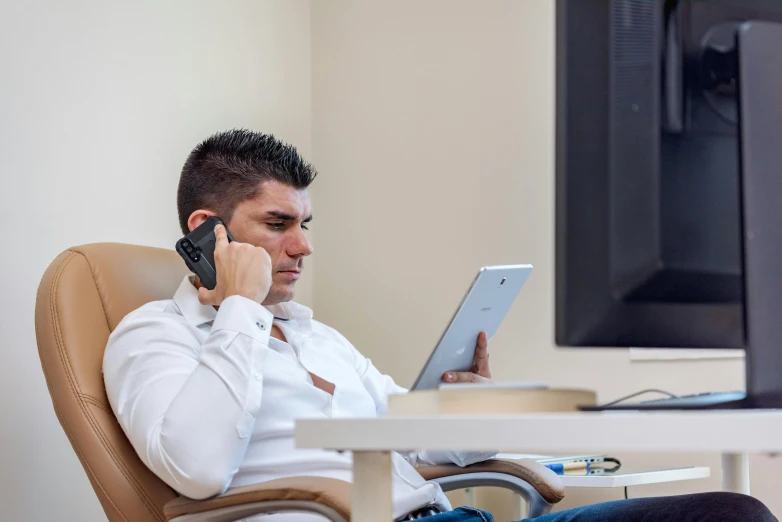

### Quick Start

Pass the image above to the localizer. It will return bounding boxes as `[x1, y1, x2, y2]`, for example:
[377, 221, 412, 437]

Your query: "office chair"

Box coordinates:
[35, 243, 565, 521]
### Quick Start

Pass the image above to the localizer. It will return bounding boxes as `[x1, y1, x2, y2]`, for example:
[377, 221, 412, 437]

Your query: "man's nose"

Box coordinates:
[289, 227, 313, 257]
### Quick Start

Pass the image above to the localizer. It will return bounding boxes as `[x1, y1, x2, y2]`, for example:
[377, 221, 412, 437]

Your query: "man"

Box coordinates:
[104, 130, 775, 522]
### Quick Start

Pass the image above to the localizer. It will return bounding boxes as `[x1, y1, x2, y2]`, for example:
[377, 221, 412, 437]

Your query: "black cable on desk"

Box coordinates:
[599, 389, 679, 408]
[600, 457, 622, 472]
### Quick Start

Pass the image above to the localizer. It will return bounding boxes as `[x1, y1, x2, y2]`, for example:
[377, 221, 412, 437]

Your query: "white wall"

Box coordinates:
[311, 0, 778, 518]
[0, 1, 311, 520]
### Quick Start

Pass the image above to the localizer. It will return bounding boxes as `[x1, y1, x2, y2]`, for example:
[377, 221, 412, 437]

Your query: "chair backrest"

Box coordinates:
[35, 243, 189, 522]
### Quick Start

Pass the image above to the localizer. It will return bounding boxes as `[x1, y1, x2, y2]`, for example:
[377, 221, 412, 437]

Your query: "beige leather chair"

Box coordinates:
[35, 243, 565, 521]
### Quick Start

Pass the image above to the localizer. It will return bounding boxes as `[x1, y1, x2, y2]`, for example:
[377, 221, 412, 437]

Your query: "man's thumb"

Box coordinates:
[198, 286, 215, 305]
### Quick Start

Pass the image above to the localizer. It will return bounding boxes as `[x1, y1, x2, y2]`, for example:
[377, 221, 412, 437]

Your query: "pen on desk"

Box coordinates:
[545, 461, 591, 472]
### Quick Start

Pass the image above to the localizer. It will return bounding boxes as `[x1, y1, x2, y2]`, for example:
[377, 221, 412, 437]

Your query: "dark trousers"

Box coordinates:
[422, 493, 776, 522]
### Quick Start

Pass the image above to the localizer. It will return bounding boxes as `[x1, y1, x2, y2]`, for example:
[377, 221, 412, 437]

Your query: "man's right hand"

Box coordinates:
[198, 224, 273, 306]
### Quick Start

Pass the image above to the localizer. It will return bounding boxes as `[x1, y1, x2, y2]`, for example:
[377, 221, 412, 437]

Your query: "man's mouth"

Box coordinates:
[277, 269, 301, 280]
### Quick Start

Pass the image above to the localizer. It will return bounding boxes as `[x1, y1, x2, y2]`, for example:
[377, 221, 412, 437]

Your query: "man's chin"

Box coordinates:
[263, 284, 295, 306]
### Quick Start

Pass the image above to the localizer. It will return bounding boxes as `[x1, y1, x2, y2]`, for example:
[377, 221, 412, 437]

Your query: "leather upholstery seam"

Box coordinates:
[35, 260, 131, 522]
[82, 402, 164, 521]
[498, 463, 563, 501]
[80, 394, 114, 415]
[78, 249, 113, 333]
[49, 250, 164, 521]
[49, 392, 131, 522]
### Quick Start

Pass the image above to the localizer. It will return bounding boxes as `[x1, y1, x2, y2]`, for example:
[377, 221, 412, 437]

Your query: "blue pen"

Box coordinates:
[545, 461, 591, 472]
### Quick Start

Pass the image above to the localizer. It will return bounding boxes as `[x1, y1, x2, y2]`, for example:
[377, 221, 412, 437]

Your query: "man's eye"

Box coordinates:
[268, 222, 285, 230]
[302, 224, 309, 231]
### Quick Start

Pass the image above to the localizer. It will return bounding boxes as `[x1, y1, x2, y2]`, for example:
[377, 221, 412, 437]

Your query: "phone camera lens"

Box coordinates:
[185, 246, 193, 253]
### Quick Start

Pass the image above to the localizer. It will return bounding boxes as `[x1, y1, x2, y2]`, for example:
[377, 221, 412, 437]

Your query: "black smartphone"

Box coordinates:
[175, 216, 235, 290]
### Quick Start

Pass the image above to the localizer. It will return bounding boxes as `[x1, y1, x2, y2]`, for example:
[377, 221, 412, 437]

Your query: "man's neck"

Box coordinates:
[270, 324, 286, 342]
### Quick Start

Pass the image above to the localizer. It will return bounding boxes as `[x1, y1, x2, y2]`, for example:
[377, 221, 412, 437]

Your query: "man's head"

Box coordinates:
[178, 129, 316, 305]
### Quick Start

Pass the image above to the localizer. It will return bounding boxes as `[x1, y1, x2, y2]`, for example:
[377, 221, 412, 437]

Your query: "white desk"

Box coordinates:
[556, 466, 711, 488]
[295, 411, 782, 522]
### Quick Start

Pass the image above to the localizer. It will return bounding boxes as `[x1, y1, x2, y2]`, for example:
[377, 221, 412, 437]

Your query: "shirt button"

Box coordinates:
[255, 321, 265, 330]
[254, 372, 262, 381]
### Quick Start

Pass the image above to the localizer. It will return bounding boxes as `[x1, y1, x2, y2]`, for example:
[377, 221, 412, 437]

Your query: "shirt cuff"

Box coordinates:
[420, 449, 499, 467]
[212, 295, 274, 344]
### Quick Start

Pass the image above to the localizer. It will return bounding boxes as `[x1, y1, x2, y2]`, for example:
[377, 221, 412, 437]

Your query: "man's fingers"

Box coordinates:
[473, 331, 491, 376]
[442, 371, 492, 384]
[475, 332, 489, 359]
[441, 333, 493, 384]
[214, 223, 229, 249]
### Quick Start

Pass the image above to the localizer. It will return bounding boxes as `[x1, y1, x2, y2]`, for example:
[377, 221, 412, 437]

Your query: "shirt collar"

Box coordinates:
[264, 300, 314, 336]
[173, 275, 314, 333]
[173, 275, 217, 327]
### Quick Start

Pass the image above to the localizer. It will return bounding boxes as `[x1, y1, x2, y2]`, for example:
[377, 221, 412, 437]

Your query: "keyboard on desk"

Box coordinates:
[579, 391, 748, 411]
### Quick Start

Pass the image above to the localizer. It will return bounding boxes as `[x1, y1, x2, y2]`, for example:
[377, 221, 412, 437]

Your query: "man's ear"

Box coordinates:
[187, 209, 217, 232]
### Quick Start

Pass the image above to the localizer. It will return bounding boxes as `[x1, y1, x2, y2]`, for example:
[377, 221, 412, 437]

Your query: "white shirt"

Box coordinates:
[103, 276, 494, 521]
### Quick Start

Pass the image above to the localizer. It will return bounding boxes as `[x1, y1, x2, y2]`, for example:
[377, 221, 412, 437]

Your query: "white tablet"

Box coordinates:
[409, 264, 533, 391]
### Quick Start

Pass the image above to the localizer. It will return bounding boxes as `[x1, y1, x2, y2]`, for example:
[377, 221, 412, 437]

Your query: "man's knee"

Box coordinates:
[693, 492, 776, 522]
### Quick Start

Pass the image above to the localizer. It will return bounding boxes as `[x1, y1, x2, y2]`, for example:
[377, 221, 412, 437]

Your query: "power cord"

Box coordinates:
[598, 389, 679, 409]
[600, 457, 622, 472]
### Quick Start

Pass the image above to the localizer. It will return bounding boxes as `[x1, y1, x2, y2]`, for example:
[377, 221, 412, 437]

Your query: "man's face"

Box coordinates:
[226, 180, 313, 305]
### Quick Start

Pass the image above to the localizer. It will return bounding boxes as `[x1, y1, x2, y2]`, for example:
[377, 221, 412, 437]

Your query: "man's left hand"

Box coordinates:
[442, 331, 493, 384]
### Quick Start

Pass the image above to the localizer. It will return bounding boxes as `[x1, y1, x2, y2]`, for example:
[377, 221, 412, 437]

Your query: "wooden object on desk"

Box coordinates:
[387, 387, 597, 415]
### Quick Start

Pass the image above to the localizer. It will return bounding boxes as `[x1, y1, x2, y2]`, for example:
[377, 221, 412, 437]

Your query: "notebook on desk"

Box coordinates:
[497, 453, 608, 466]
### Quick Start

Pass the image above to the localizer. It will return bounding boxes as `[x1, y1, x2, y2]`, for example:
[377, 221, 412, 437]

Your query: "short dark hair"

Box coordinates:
[177, 129, 317, 234]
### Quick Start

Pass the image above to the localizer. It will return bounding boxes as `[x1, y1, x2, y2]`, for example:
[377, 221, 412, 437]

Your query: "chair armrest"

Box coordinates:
[164, 476, 351, 522]
[163, 460, 563, 522]
[417, 458, 566, 504]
